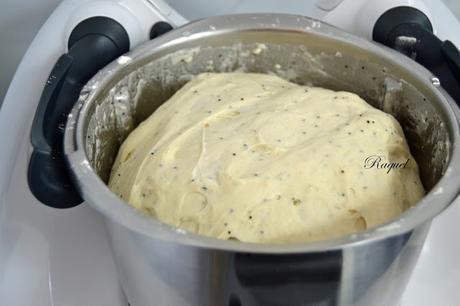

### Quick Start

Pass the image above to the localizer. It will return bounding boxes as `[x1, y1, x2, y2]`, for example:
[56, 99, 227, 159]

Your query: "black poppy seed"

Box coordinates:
[227, 231, 231, 234]
[372, 120, 375, 123]
[249, 216, 253, 220]
[292, 198, 302, 206]
[193, 90, 198, 94]
[314, 124, 318, 128]
[191, 179, 195, 182]
[240, 97, 244, 101]
[344, 65, 348, 69]
[360, 129, 364, 133]
[254, 173, 259, 177]
[117, 173, 121, 177]
[366, 120, 370, 124]
[218, 98, 222, 101]
[232, 153, 236, 156]
[202, 186, 208, 191]
[150, 152, 155, 155]
[341, 170, 345, 174]
[142, 193, 146, 198]
[361, 66, 365, 70]
[341, 193, 346, 197]
[122, 112, 125, 115]
[348, 132, 352, 135]
[87, 135, 91, 139]
[304, 89, 309, 93]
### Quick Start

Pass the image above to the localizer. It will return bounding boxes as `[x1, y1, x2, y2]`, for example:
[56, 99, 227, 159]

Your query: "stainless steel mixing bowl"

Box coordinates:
[64, 14, 460, 306]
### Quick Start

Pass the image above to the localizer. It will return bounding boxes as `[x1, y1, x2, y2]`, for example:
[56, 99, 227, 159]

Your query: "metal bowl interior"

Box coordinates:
[64, 14, 460, 253]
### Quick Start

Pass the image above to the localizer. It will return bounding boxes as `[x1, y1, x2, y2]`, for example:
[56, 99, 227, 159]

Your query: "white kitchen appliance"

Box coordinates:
[1, 1, 459, 306]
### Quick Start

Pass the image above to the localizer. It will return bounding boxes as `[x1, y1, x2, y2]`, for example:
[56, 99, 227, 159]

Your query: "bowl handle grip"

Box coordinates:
[28, 17, 129, 208]
[373, 6, 460, 104]
[230, 251, 342, 306]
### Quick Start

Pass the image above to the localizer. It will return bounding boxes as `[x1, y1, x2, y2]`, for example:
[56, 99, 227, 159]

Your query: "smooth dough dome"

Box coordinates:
[108, 72, 424, 244]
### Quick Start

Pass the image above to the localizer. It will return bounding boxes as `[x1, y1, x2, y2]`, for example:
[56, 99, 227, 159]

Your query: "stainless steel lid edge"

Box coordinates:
[64, 13, 460, 253]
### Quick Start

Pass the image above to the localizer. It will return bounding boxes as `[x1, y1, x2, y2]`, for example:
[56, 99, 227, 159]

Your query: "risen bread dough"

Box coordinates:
[108, 73, 424, 243]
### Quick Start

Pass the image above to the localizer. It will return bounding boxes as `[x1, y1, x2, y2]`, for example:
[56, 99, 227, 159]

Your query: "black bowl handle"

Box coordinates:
[373, 6, 460, 104]
[28, 17, 129, 208]
[230, 252, 342, 306]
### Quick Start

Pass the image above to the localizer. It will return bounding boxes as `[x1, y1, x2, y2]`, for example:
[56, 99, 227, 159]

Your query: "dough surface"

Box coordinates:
[108, 73, 424, 243]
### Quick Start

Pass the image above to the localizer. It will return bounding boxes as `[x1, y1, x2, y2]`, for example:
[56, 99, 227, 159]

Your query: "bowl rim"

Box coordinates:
[64, 13, 460, 254]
